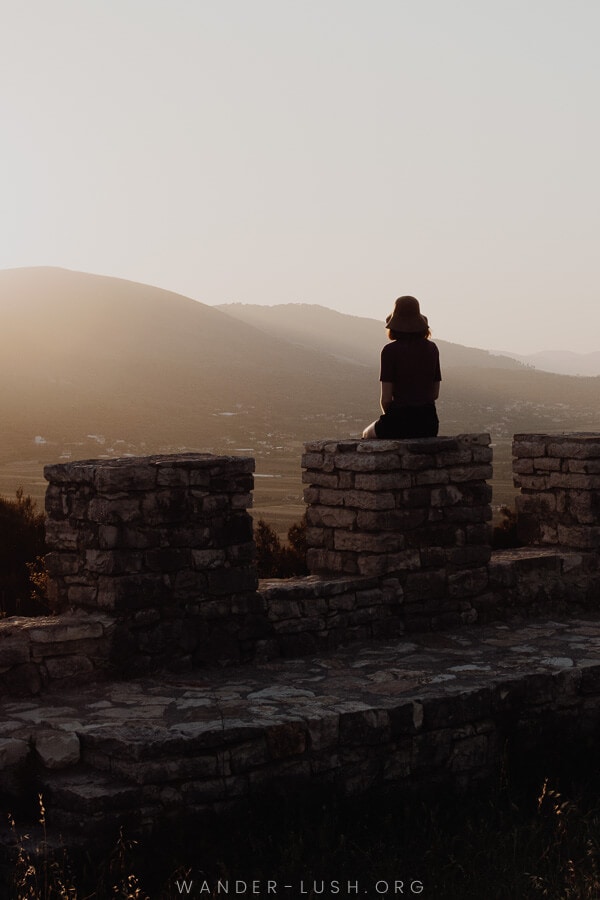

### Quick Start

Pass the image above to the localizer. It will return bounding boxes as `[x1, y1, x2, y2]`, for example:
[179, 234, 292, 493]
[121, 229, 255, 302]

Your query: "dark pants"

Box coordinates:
[374, 403, 439, 439]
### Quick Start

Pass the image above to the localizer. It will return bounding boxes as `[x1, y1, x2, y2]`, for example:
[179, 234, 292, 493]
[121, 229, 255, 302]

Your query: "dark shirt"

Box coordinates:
[379, 338, 441, 407]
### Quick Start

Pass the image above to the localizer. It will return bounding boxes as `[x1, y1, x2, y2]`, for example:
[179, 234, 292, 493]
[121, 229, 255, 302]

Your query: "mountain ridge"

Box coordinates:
[216, 301, 529, 371]
[1, 267, 600, 517]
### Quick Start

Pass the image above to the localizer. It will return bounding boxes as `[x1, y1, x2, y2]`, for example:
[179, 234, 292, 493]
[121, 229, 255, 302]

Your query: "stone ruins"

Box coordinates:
[1, 433, 600, 841]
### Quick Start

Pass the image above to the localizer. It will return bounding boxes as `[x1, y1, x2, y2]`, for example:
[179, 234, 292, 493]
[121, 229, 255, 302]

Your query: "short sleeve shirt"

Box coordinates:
[379, 339, 441, 406]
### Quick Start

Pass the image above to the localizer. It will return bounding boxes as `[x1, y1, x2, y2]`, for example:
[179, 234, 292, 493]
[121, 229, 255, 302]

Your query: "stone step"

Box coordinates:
[2, 617, 600, 843]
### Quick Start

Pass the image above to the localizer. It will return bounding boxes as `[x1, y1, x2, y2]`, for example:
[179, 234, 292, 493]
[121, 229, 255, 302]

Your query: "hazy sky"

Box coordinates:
[1, 0, 599, 354]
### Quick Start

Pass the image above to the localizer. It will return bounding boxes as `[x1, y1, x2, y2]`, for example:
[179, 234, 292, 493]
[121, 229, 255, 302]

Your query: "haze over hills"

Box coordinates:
[1, 267, 600, 524]
[499, 349, 600, 377]
[216, 302, 528, 371]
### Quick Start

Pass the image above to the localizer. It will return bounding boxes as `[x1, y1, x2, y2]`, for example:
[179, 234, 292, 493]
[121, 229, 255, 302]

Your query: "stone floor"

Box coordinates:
[3, 613, 600, 847]
[3, 614, 600, 745]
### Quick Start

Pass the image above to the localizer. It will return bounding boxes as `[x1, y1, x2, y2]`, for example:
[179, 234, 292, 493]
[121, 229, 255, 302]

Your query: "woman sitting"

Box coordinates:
[362, 295, 441, 439]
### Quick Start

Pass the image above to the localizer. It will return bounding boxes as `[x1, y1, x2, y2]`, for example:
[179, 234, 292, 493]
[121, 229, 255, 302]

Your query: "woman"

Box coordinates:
[362, 295, 441, 439]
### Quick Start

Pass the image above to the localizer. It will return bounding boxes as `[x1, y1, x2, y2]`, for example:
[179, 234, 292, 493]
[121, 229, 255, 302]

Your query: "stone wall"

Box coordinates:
[302, 435, 493, 630]
[0, 612, 113, 695]
[4, 435, 600, 697]
[513, 432, 600, 549]
[44, 454, 259, 675]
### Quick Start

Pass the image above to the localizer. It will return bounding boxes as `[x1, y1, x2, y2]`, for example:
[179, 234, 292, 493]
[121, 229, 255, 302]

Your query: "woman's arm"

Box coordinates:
[380, 381, 393, 413]
[432, 381, 440, 400]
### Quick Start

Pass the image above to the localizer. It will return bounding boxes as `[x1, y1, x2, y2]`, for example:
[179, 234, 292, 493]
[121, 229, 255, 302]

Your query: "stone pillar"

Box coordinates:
[302, 435, 492, 629]
[44, 454, 259, 672]
[513, 433, 600, 549]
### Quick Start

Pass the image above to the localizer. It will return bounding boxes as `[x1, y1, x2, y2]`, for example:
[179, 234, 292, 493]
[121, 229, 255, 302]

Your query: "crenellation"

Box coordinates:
[513, 432, 600, 550]
[3, 435, 600, 702]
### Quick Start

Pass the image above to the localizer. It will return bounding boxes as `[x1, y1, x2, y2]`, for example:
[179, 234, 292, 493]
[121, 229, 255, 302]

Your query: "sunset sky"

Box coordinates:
[1, 0, 599, 355]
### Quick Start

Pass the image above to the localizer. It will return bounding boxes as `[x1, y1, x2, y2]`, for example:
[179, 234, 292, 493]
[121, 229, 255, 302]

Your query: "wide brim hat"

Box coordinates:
[385, 295, 428, 332]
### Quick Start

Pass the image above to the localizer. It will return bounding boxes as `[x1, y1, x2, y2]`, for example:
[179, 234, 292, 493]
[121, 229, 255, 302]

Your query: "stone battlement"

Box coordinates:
[514, 432, 600, 548]
[2, 433, 600, 697]
[2, 433, 600, 847]
[303, 435, 493, 631]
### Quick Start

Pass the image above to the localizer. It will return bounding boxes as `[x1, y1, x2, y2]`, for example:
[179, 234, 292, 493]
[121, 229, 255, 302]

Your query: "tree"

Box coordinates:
[0, 488, 47, 617]
[254, 517, 308, 578]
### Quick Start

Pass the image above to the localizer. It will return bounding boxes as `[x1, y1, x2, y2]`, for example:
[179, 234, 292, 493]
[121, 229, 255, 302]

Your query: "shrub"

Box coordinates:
[492, 504, 522, 549]
[0, 488, 47, 617]
[254, 517, 308, 578]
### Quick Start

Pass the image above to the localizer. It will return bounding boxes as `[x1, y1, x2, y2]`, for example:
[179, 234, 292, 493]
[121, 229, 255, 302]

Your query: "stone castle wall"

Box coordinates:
[43, 454, 259, 675]
[302, 435, 493, 630]
[2, 434, 600, 697]
[513, 432, 600, 549]
[4, 435, 600, 845]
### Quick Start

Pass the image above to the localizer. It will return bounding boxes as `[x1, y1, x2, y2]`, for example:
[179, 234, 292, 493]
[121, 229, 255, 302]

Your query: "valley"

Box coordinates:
[2, 267, 598, 538]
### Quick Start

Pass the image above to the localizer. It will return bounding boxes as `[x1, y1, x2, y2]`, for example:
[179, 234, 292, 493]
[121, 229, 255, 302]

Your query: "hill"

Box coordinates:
[501, 349, 600, 377]
[2, 267, 600, 527]
[0, 268, 374, 453]
[216, 302, 528, 371]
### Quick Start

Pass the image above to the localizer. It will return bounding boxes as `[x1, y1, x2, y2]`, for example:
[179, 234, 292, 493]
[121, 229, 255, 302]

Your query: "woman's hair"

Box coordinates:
[387, 327, 431, 341]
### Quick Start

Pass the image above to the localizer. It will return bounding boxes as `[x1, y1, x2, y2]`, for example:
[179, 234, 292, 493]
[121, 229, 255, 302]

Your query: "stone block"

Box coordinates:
[356, 554, 392, 577]
[357, 509, 426, 531]
[332, 452, 394, 472]
[265, 721, 307, 759]
[549, 473, 600, 490]
[34, 730, 80, 769]
[546, 438, 600, 459]
[307, 713, 340, 750]
[28, 619, 105, 643]
[85, 549, 144, 575]
[430, 485, 465, 507]
[447, 567, 489, 597]
[45, 552, 83, 577]
[378, 550, 421, 573]
[354, 472, 412, 491]
[145, 548, 191, 573]
[302, 486, 320, 505]
[414, 468, 450, 486]
[567, 460, 600, 474]
[334, 531, 404, 553]
[306, 506, 357, 529]
[0, 638, 30, 667]
[512, 438, 548, 458]
[449, 735, 489, 772]
[435, 449, 474, 466]
[456, 433, 491, 446]
[448, 464, 493, 483]
[66, 585, 100, 608]
[44, 484, 69, 519]
[344, 490, 396, 510]
[301, 471, 340, 488]
[513, 458, 534, 475]
[338, 708, 389, 745]
[443, 506, 492, 524]
[44, 655, 95, 680]
[301, 452, 325, 469]
[557, 525, 600, 549]
[191, 548, 227, 569]
[405, 570, 447, 599]
[304, 526, 325, 548]
[228, 739, 269, 773]
[317, 488, 346, 507]
[45, 519, 81, 551]
[472, 446, 493, 462]
[0, 737, 30, 768]
[88, 496, 143, 525]
[44, 461, 97, 485]
[396, 487, 431, 508]
[533, 456, 562, 472]
[227, 542, 256, 564]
